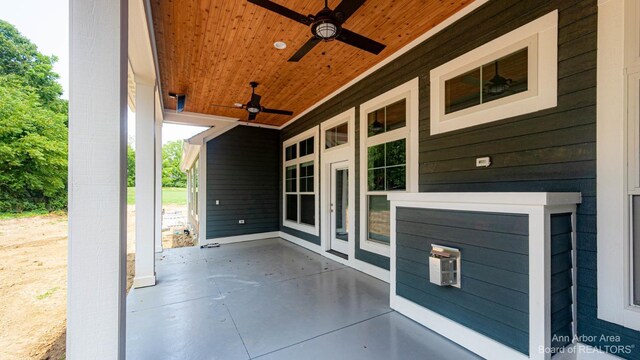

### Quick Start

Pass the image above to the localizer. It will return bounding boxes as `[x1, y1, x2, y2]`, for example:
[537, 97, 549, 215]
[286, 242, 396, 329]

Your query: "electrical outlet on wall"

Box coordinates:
[476, 157, 491, 168]
[238, 220, 245, 224]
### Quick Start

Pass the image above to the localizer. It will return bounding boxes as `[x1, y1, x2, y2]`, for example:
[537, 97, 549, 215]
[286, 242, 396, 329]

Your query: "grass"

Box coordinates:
[127, 187, 187, 206]
[0, 188, 186, 220]
[36, 287, 59, 300]
[0, 209, 66, 220]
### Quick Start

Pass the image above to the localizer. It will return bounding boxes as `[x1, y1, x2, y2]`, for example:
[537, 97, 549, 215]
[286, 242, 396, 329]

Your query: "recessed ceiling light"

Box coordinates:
[274, 41, 287, 50]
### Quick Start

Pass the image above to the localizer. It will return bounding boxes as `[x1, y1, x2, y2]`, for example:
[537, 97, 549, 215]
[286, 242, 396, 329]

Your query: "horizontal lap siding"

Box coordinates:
[206, 126, 279, 239]
[395, 207, 529, 354]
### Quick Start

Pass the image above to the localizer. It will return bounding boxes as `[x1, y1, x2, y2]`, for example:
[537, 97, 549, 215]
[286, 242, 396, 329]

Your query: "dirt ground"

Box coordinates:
[0, 204, 191, 360]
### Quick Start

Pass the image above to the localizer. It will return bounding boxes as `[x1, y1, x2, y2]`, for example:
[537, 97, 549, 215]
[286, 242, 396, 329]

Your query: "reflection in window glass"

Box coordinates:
[335, 169, 348, 239]
[368, 108, 385, 137]
[286, 194, 298, 222]
[386, 166, 406, 190]
[285, 165, 297, 192]
[368, 195, 390, 244]
[368, 99, 406, 136]
[285, 144, 297, 161]
[325, 122, 349, 148]
[445, 47, 529, 114]
[299, 137, 314, 157]
[482, 48, 528, 103]
[445, 68, 481, 114]
[367, 139, 406, 191]
[299, 162, 314, 193]
[300, 194, 315, 226]
[634, 196, 640, 306]
[385, 99, 406, 132]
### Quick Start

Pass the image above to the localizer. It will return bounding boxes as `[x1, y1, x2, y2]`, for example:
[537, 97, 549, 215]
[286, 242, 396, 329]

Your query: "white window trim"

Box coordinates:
[629, 68, 640, 193]
[429, 10, 558, 135]
[597, 0, 640, 331]
[359, 77, 419, 257]
[282, 126, 320, 236]
[320, 111, 352, 153]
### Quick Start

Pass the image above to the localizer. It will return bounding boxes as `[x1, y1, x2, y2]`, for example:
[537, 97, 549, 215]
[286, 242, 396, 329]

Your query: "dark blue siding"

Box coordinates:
[206, 126, 279, 239]
[282, 225, 320, 245]
[395, 207, 530, 354]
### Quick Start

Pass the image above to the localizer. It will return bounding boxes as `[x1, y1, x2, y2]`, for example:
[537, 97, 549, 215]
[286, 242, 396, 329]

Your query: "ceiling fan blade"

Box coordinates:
[247, 0, 311, 25]
[248, 112, 257, 121]
[288, 36, 321, 62]
[211, 104, 244, 109]
[251, 93, 261, 105]
[262, 108, 294, 115]
[336, 28, 385, 55]
[332, 0, 366, 23]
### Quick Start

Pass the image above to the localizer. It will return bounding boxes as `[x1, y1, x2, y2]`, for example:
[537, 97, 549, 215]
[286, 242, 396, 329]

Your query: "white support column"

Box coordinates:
[133, 80, 156, 288]
[68, 0, 127, 358]
[198, 144, 207, 243]
[155, 110, 163, 253]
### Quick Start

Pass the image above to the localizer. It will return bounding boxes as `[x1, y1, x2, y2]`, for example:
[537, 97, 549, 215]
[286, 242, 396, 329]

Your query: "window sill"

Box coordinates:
[283, 220, 319, 237]
[599, 305, 640, 332]
[360, 238, 390, 257]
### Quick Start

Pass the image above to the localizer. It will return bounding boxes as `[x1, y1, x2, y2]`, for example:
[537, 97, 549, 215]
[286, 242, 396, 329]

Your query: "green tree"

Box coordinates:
[0, 75, 67, 212]
[0, 20, 68, 213]
[162, 140, 186, 187]
[0, 20, 67, 114]
[127, 143, 136, 187]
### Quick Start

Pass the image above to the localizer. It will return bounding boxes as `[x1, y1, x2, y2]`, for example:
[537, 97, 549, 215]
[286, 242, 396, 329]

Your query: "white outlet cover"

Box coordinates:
[476, 157, 491, 167]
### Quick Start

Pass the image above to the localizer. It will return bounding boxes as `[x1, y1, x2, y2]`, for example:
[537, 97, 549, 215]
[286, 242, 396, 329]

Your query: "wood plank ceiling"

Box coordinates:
[151, 0, 474, 126]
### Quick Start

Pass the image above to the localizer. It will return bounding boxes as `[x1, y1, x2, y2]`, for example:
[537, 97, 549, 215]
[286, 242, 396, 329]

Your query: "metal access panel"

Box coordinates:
[429, 244, 461, 288]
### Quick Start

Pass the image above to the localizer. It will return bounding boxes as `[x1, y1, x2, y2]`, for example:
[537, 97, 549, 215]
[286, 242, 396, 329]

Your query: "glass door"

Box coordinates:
[330, 162, 349, 255]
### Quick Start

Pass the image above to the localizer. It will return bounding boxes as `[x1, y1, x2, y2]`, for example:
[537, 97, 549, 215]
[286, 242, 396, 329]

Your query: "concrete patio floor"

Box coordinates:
[126, 238, 482, 360]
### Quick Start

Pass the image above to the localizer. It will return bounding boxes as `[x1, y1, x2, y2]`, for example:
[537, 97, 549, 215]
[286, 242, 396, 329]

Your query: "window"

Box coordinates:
[285, 144, 297, 161]
[359, 78, 419, 256]
[430, 11, 557, 135]
[445, 48, 528, 114]
[299, 138, 314, 157]
[325, 122, 348, 149]
[285, 165, 297, 221]
[367, 139, 406, 191]
[283, 127, 319, 235]
[367, 99, 406, 136]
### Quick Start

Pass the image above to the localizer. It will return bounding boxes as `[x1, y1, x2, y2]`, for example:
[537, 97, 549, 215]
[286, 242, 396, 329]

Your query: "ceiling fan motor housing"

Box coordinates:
[246, 103, 261, 113]
[311, 9, 341, 41]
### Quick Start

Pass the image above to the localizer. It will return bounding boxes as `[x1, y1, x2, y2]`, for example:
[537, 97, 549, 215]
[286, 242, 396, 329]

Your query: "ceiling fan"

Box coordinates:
[211, 82, 294, 121]
[247, 0, 386, 62]
[484, 61, 513, 96]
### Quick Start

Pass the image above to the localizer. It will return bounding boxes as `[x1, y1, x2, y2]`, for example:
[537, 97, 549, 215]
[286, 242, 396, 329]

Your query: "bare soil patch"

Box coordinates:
[0, 204, 190, 359]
